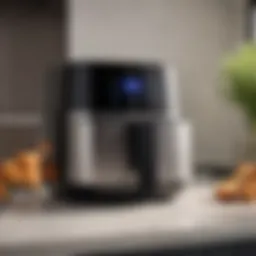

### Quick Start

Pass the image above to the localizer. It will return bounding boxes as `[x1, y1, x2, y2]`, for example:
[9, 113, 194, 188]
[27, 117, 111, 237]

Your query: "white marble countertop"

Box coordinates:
[1, 184, 256, 255]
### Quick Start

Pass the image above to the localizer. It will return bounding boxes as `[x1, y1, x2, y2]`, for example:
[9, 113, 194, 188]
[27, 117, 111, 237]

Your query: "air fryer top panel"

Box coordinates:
[60, 62, 166, 112]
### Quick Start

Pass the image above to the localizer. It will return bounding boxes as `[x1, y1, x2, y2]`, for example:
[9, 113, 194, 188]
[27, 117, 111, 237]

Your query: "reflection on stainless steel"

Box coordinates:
[67, 111, 175, 190]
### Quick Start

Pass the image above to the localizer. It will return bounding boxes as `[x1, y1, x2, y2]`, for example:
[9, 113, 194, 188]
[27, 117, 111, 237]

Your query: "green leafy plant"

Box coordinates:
[222, 43, 256, 130]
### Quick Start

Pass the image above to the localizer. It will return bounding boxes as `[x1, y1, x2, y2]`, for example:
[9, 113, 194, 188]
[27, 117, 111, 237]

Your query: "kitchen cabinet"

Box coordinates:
[0, 0, 64, 156]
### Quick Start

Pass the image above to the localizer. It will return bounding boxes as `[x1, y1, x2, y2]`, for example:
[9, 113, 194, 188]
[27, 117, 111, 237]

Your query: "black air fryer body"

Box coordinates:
[51, 61, 177, 203]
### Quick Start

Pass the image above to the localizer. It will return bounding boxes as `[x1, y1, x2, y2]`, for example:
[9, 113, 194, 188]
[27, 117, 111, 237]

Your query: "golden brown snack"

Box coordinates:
[0, 141, 55, 200]
[215, 179, 243, 202]
[0, 164, 4, 182]
[16, 150, 42, 166]
[17, 151, 43, 188]
[2, 149, 43, 189]
[1, 159, 24, 185]
[0, 183, 8, 201]
[232, 162, 256, 182]
[215, 162, 256, 203]
[241, 176, 256, 201]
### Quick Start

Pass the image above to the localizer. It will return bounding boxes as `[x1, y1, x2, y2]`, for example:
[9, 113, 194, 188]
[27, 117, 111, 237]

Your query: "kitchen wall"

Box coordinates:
[67, 0, 247, 166]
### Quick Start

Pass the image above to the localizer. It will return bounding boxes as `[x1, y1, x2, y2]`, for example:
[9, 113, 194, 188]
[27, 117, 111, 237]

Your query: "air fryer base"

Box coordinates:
[56, 181, 181, 206]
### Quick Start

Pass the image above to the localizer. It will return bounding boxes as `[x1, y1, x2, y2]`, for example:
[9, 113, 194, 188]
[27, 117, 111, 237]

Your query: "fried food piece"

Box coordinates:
[232, 162, 256, 182]
[215, 179, 242, 202]
[0, 164, 4, 181]
[0, 141, 53, 193]
[1, 150, 43, 189]
[242, 175, 256, 201]
[2, 159, 24, 185]
[16, 151, 43, 188]
[215, 163, 256, 202]
[0, 183, 8, 201]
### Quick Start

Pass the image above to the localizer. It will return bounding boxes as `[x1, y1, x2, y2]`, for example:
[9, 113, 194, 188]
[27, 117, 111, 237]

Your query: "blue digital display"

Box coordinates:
[122, 76, 143, 95]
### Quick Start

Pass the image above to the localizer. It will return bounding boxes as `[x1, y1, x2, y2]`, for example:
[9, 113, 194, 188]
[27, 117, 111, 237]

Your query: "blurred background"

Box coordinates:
[2, 1, 256, 255]
[0, 0, 250, 169]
